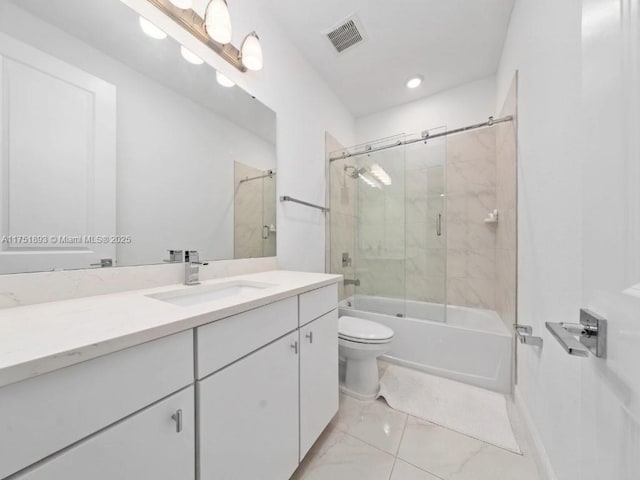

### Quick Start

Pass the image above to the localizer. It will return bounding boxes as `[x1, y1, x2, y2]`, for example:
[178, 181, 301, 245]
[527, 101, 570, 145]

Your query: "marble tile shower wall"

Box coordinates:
[234, 162, 264, 258]
[446, 129, 498, 309]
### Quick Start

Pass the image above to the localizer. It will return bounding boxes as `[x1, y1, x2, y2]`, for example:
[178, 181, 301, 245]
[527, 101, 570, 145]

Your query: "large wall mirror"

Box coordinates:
[0, 0, 277, 275]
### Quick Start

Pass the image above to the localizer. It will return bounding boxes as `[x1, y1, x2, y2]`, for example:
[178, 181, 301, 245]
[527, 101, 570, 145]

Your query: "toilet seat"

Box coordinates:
[338, 316, 394, 344]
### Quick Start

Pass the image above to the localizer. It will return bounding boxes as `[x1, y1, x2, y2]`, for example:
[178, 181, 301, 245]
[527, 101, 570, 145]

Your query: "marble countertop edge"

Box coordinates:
[0, 270, 343, 389]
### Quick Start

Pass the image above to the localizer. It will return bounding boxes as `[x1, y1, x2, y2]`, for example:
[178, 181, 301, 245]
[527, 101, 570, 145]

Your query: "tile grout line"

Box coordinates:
[402, 411, 523, 457]
[387, 414, 409, 480]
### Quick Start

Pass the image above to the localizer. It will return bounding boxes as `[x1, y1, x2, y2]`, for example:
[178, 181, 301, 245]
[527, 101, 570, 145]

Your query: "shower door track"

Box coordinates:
[329, 115, 513, 161]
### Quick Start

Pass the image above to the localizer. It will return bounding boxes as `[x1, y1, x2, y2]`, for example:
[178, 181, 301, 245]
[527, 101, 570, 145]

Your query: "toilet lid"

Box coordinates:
[338, 316, 394, 342]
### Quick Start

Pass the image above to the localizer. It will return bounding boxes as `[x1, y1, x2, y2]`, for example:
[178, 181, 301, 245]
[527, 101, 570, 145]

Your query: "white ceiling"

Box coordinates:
[265, 0, 515, 117]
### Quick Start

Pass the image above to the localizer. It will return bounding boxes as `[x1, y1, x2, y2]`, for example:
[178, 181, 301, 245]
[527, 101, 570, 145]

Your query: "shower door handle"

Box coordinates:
[262, 225, 269, 239]
[436, 213, 442, 236]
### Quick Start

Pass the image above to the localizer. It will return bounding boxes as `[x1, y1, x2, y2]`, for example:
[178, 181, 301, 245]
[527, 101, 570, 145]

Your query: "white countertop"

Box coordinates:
[0, 270, 342, 389]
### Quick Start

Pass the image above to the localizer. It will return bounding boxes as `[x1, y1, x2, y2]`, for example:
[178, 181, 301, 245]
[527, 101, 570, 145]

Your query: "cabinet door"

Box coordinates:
[199, 331, 299, 480]
[299, 309, 339, 459]
[16, 387, 194, 480]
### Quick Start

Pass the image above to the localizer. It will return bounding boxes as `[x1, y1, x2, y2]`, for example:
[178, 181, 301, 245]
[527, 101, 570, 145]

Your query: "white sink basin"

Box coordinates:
[147, 281, 276, 307]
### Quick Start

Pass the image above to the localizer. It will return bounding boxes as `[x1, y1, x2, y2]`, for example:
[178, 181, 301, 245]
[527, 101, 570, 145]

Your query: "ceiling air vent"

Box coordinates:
[325, 15, 366, 54]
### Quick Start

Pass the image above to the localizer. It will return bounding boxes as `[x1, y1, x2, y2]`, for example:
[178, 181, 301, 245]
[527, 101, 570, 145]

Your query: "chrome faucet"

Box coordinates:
[184, 250, 208, 286]
[344, 278, 360, 287]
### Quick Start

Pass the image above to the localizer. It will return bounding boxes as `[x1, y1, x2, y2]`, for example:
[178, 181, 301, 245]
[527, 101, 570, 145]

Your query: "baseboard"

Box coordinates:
[514, 386, 558, 480]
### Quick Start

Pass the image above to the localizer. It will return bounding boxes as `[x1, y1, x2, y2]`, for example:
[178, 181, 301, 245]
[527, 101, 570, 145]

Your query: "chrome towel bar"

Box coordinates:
[545, 309, 607, 358]
[280, 196, 330, 213]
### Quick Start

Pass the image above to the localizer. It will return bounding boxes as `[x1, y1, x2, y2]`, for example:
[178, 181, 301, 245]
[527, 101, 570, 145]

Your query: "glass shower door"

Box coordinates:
[353, 147, 406, 318]
[404, 132, 447, 322]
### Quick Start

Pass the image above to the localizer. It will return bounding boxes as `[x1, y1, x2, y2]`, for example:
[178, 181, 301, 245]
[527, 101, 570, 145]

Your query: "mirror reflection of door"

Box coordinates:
[0, 34, 116, 274]
[234, 162, 276, 258]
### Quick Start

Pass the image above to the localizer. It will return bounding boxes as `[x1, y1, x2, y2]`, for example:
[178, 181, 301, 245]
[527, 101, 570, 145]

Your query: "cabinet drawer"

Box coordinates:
[0, 330, 193, 479]
[299, 283, 338, 327]
[196, 297, 298, 379]
[15, 387, 195, 480]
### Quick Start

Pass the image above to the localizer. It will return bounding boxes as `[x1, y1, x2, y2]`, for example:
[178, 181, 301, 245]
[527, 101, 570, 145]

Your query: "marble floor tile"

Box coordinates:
[330, 394, 408, 455]
[397, 416, 540, 480]
[390, 460, 442, 480]
[293, 427, 395, 480]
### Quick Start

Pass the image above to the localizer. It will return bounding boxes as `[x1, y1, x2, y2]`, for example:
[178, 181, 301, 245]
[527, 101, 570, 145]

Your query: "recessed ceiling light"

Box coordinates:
[216, 71, 235, 88]
[180, 45, 204, 65]
[139, 17, 167, 40]
[406, 75, 423, 89]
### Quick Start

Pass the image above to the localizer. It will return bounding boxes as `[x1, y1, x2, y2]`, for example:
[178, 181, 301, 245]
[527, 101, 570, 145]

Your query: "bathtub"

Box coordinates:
[339, 295, 513, 393]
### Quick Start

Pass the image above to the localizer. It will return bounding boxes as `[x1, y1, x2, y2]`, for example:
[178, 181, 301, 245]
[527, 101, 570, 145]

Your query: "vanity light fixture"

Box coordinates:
[240, 32, 263, 71]
[145, 0, 263, 72]
[180, 45, 204, 64]
[216, 71, 235, 87]
[204, 0, 232, 44]
[139, 16, 167, 39]
[406, 75, 423, 89]
[168, 0, 193, 8]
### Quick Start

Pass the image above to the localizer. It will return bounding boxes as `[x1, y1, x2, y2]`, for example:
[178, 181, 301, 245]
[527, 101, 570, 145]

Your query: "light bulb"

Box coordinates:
[241, 32, 263, 71]
[204, 0, 232, 44]
[168, 0, 193, 8]
[180, 45, 204, 65]
[406, 75, 423, 89]
[139, 17, 167, 40]
[216, 71, 235, 88]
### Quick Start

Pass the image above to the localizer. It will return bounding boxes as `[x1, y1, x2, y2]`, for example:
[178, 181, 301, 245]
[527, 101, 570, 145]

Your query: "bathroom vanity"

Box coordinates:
[0, 271, 340, 479]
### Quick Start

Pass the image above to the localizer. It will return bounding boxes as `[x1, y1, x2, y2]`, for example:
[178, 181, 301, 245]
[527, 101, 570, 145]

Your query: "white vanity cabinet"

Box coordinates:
[15, 386, 195, 480]
[299, 309, 339, 459]
[1, 276, 340, 480]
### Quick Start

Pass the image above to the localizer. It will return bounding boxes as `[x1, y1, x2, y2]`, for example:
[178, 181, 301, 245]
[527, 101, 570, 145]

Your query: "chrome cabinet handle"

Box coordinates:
[306, 332, 313, 344]
[291, 341, 298, 354]
[171, 409, 183, 433]
[436, 213, 442, 237]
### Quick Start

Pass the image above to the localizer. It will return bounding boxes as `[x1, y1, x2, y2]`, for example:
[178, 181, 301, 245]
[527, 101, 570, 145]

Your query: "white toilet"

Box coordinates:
[338, 316, 394, 400]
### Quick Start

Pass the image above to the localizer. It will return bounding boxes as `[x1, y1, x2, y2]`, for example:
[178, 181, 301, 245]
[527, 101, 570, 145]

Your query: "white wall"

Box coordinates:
[125, 0, 356, 273]
[0, 1, 276, 267]
[496, 1, 583, 478]
[497, 0, 640, 479]
[355, 76, 496, 144]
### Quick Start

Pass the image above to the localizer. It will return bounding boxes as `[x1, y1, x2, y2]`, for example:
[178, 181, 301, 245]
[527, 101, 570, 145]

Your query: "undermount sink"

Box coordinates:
[147, 281, 276, 307]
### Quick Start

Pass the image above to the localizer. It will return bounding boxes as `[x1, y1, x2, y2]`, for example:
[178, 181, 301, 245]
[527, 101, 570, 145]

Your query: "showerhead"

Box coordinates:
[344, 165, 361, 178]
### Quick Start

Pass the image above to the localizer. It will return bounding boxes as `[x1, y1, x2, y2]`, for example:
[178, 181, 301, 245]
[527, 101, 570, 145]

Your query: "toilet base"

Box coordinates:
[341, 352, 384, 399]
[339, 383, 379, 401]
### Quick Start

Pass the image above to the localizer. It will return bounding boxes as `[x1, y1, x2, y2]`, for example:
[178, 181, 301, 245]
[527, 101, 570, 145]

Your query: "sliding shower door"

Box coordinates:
[404, 132, 447, 322]
[328, 130, 446, 322]
[353, 148, 407, 317]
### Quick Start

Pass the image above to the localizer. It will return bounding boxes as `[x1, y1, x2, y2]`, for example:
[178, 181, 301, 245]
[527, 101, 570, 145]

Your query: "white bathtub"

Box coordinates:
[339, 295, 513, 393]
